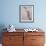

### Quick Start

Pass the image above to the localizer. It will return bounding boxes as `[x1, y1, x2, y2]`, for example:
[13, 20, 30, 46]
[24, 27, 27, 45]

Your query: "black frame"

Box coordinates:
[19, 5, 34, 23]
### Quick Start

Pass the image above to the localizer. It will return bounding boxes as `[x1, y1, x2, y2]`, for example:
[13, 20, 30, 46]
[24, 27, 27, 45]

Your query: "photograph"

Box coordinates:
[19, 5, 34, 23]
[0, 0, 46, 46]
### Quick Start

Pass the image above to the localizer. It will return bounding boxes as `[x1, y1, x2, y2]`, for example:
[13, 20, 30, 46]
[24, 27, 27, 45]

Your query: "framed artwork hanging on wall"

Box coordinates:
[19, 5, 34, 23]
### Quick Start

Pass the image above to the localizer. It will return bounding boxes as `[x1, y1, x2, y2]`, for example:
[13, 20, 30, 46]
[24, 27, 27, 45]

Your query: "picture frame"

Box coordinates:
[19, 5, 34, 23]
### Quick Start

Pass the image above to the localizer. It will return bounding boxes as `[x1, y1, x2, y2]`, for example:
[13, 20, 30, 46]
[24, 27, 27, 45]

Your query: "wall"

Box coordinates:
[0, 0, 46, 29]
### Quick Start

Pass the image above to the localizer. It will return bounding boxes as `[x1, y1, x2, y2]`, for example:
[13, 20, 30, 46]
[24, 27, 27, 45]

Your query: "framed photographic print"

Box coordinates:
[19, 5, 34, 23]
